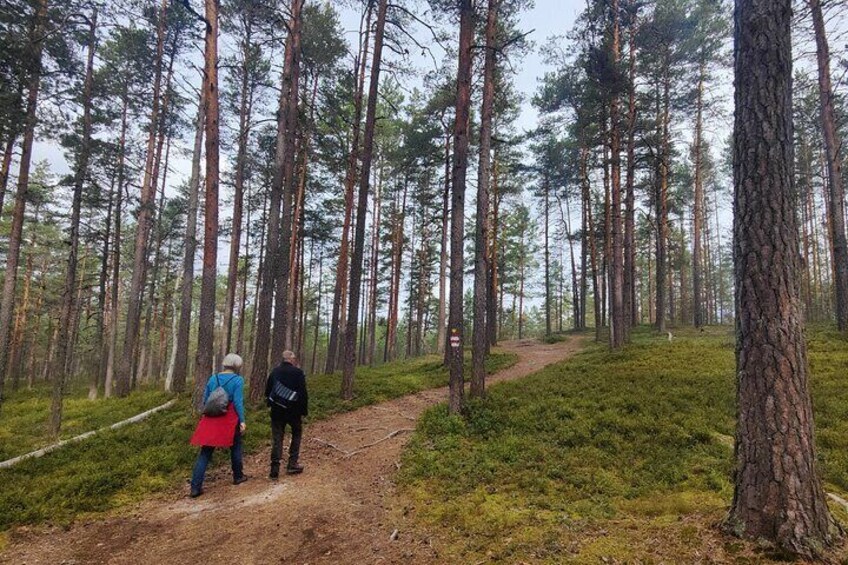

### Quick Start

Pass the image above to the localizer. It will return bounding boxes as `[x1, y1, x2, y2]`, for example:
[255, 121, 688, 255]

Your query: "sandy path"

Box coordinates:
[2, 338, 584, 565]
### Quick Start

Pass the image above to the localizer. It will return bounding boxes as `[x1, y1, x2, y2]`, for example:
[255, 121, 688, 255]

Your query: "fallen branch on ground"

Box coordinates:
[0, 399, 178, 469]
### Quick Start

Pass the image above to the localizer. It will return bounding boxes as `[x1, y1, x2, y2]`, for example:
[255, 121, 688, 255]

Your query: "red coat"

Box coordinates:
[190, 403, 239, 447]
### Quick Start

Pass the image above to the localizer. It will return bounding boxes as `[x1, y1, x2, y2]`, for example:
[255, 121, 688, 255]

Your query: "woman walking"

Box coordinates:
[189, 353, 248, 497]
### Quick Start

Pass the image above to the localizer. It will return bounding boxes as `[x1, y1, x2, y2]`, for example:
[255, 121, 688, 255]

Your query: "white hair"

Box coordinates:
[282, 350, 296, 361]
[222, 353, 243, 371]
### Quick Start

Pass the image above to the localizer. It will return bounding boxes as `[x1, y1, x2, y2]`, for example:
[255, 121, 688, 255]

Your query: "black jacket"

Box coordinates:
[265, 361, 309, 419]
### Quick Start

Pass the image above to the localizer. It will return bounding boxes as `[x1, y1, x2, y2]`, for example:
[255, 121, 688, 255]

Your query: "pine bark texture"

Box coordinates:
[728, 0, 841, 556]
[472, 0, 497, 398]
[193, 0, 221, 406]
[447, 0, 474, 414]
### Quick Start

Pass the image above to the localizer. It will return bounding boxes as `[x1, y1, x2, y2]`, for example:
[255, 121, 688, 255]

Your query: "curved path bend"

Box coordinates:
[3, 338, 584, 565]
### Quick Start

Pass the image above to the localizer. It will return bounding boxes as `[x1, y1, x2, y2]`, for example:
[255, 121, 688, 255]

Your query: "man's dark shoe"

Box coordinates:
[286, 463, 304, 475]
[233, 475, 249, 485]
[269, 466, 280, 480]
[190, 488, 203, 498]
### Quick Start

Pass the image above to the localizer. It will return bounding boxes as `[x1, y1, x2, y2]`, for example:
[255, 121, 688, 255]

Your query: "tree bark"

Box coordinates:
[609, 0, 624, 349]
[446, 0, 474, 414]
[472, 0, 497, 398]
[342, 0, 388, 400]
[0, 0, 48, 410]
[727, 0, 841, 556]
[624, 15, 638, 334]
[193, 0, 221, 408]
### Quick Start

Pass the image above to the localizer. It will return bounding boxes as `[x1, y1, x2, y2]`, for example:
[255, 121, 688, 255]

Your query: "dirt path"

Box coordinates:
[2, 338, 584, 565]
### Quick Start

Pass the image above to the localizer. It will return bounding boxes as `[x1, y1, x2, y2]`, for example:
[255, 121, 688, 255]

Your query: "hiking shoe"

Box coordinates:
[190, 488, 203, 498]
[269, 469, 279, 480]
[286, 463, 304, 475]
[233, 475, 249, 485]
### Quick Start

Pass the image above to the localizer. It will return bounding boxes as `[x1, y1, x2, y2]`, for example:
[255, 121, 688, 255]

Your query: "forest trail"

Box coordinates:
[2, 337, 584, 565]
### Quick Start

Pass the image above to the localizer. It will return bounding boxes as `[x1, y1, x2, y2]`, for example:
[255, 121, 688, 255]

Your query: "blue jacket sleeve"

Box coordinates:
[233, 377, 246, 424]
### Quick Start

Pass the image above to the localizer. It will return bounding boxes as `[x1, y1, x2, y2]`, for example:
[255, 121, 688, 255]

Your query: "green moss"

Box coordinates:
[399, 324, 848, 563]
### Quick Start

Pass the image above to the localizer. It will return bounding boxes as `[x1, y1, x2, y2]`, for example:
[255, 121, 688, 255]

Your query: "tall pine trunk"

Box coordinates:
[728, 0, 841, 555]
[193, 0, 221, 406]
[609, 0, 624, 349]
[472, 0, 497, 398]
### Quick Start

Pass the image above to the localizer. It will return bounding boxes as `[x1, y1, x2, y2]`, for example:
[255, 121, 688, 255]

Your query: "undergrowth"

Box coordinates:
[399, 325, 848, 563]
[0, 350, 517, 531]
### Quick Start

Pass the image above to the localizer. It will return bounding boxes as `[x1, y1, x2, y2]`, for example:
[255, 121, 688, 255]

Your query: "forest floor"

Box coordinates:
[0, 337, 584, 564]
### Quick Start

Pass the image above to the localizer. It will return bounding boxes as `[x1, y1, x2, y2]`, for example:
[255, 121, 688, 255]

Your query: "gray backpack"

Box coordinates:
[202, 375, 233, 417]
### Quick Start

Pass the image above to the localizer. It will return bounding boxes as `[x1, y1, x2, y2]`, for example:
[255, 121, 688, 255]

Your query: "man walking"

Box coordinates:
[265, 350, 308, 478]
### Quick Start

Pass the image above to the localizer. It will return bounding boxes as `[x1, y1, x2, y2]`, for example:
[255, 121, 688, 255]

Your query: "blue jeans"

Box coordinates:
[190, 429, 243, 491]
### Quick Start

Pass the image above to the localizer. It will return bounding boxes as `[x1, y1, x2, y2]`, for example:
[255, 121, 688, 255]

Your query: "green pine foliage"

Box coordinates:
[399, 326, 848, 563]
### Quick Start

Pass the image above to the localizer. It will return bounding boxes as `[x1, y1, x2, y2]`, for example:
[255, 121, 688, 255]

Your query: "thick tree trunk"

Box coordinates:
[0, 0, 48, 410]
[50, 8, 97, 435]
[447, 0, 474, 414]
[116, 0, 167, 397]
[809, 0, 848, 332]
[342, 0, 388, 400]
[472, 0, 497, 398]
[193, 0, 221, 408]
[728, 0, 841, 556]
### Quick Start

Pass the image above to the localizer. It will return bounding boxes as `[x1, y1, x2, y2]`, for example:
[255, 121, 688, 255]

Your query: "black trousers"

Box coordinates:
[271, 413, 303, 467]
